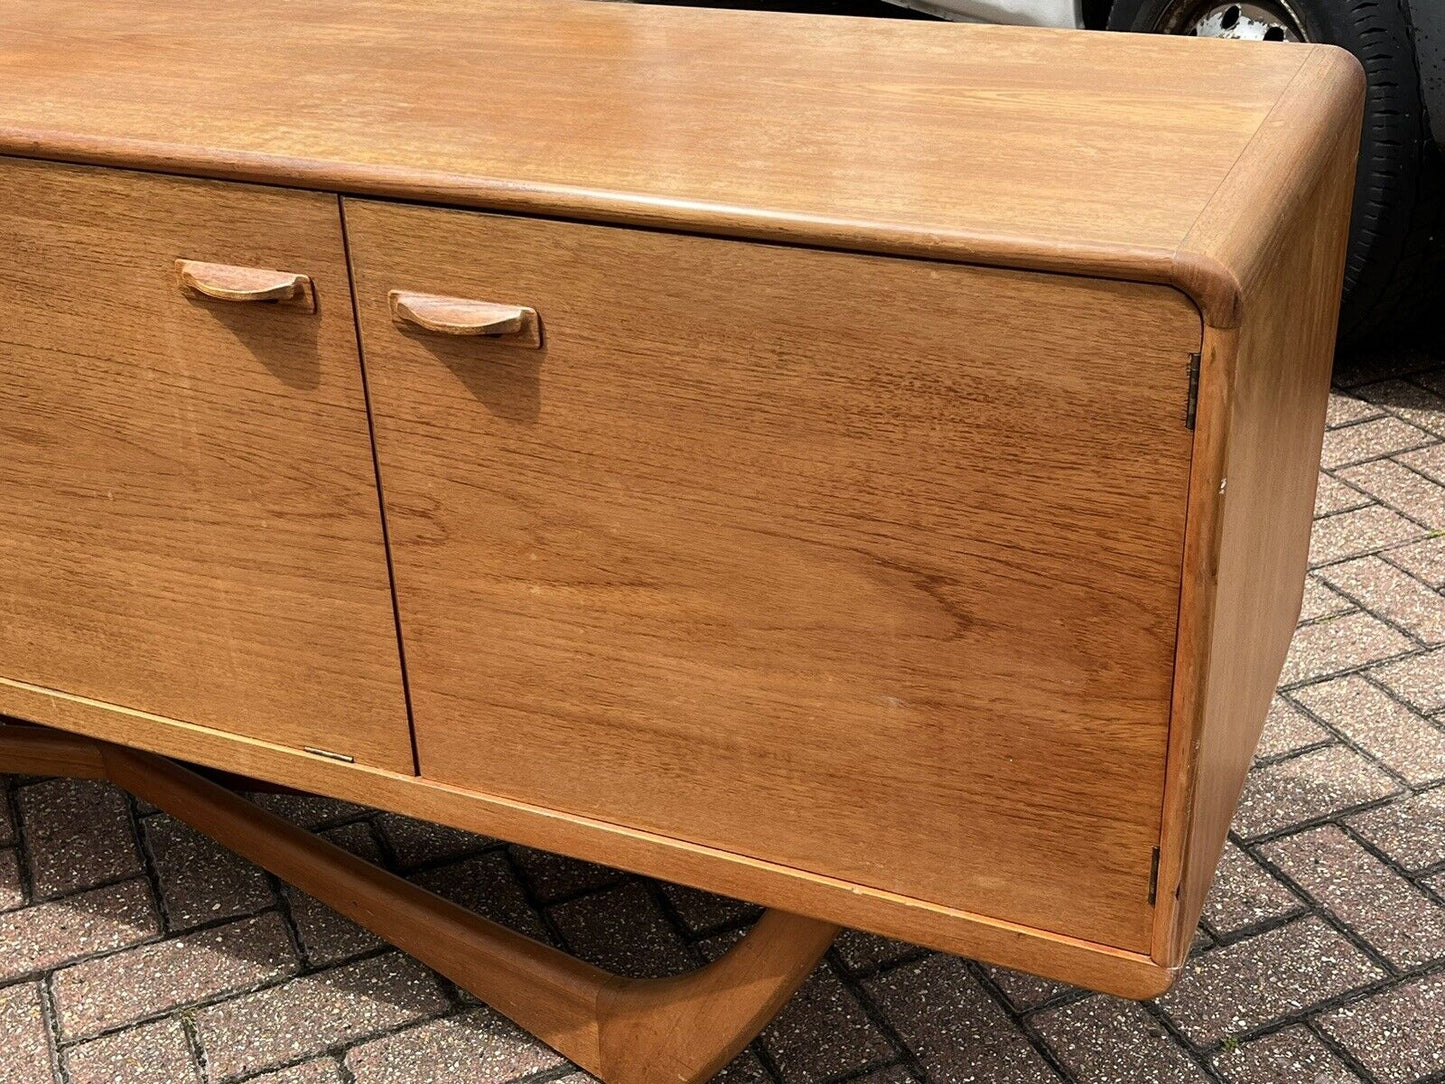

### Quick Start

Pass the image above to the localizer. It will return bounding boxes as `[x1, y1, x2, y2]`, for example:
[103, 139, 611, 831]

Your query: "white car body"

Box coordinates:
[891, 0, 1080, 28]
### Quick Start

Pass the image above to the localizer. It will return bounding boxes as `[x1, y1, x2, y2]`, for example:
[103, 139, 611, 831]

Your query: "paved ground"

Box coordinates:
[3, 332, 1445, 1084]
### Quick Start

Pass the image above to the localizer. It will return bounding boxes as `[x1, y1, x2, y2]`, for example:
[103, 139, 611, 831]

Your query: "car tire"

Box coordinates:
[1106, 0, 1443, 347]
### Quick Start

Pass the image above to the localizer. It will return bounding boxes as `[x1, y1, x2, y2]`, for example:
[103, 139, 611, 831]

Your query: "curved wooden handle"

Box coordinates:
[390, 290, 542, 347]
[177, 260, 315, 311]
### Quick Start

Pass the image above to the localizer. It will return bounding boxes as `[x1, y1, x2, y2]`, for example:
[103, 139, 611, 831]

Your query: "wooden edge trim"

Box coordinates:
[1151, 323, 1237, 969]
[0, 142, 1182, 291]
[1152, 47, 1366, 965]
[1155, 79, 1363, 964]
[1171, 46, 1367, 330]
[0, 678, 1177, 999]
[0, 52, 1361, 335]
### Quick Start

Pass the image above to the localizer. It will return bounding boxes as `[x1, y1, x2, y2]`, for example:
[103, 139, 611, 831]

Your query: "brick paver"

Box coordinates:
[1292, 675, 1445, 784]
[0, 879, 159, 983]
[63, 1018, 203, 1084]
[1033, 996, 1209, 1083]
[1, 845, 24, 912]
[51, 910, 300, 1040]
[831, 930, 919, 975]
[1318, 972, 1445, 1084]
[1279, 613, 1414, 686]
[1353, 377, 1445, 434]
[374, 812, 494, 870]
[865, 955, 1060, 1083]
[1319, 416, 1434, 470]
[1157, 916, 1384, 1046]
[0, 982, 56, 1084]
[1197, 842, 1304, 936]
[1319, 557, 1445, 644]
[16, 778, 140, 900]
[1339, 460, 1445, 530]
[1372, 647, 1445, 713]
[982, 965, 1075, 1013]
[1387, 535, 1445, 586]
[1301, 575, 1357, 622]
[754, 965, 895, 1081]
[1308, 505, 1427, 566]
[416, 852, 553, 947]
[0, 791, 14, 847]
[1315, 474, 1373, 517]
[193, 953, 451, 1081]
[1345, 788, 1445, 871]
[244, 1060, 346, 1084]
[344, 1007, 564, 1084]
[143, 814, 274, 931]
[2, 341, 1444, 1084]
[1256, 694, 1331, 759]
[1231, 745, 1401, 839]
[550, 880, 692, 975]
[1212, 1026, 1363, 1084]
[1259, 827, 1445, 968]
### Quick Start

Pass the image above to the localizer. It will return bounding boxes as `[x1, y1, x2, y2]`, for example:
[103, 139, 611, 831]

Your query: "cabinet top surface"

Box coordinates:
[0, 0, 1361, 322]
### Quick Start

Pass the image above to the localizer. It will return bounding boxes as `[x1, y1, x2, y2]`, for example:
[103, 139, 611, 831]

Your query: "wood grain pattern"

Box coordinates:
[1154, 48, 1365, 968]
[0, 0, 1366, 1007]
[345, 199, 1200, 952]
[0, 676, 1180, 998]
[0, 0, 1341, 324]
[0, 159, 412, 771]
[0, 722, 108, 779]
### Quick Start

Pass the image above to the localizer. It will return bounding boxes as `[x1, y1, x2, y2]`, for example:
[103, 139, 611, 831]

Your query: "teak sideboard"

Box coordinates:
[0, 1, 1362, 1078]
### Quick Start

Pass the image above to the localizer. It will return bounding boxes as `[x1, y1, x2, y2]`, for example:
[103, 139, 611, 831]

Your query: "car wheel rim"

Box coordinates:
[1158, 1, 1308, 42]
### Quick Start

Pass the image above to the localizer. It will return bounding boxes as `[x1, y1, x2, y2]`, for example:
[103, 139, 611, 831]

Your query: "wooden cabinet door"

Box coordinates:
[0, 160, 412, 773]
[345, 200, 1201, 949]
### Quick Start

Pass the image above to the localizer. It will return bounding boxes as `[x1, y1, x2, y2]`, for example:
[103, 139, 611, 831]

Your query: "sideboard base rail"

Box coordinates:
[0, 724, 839, 1084]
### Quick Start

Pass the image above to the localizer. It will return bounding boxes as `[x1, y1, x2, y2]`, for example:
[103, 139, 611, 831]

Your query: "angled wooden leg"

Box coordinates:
[0, 724, 108, 779]
[0, 726, 839, 1084]
[594, 907, 839, 1082]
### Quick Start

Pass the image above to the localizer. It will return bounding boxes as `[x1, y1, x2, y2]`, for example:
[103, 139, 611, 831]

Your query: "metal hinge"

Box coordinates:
[1185, 352, 1201, 430]
[303, 746, 355, 764]
[1148, 847, 1161, 905]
